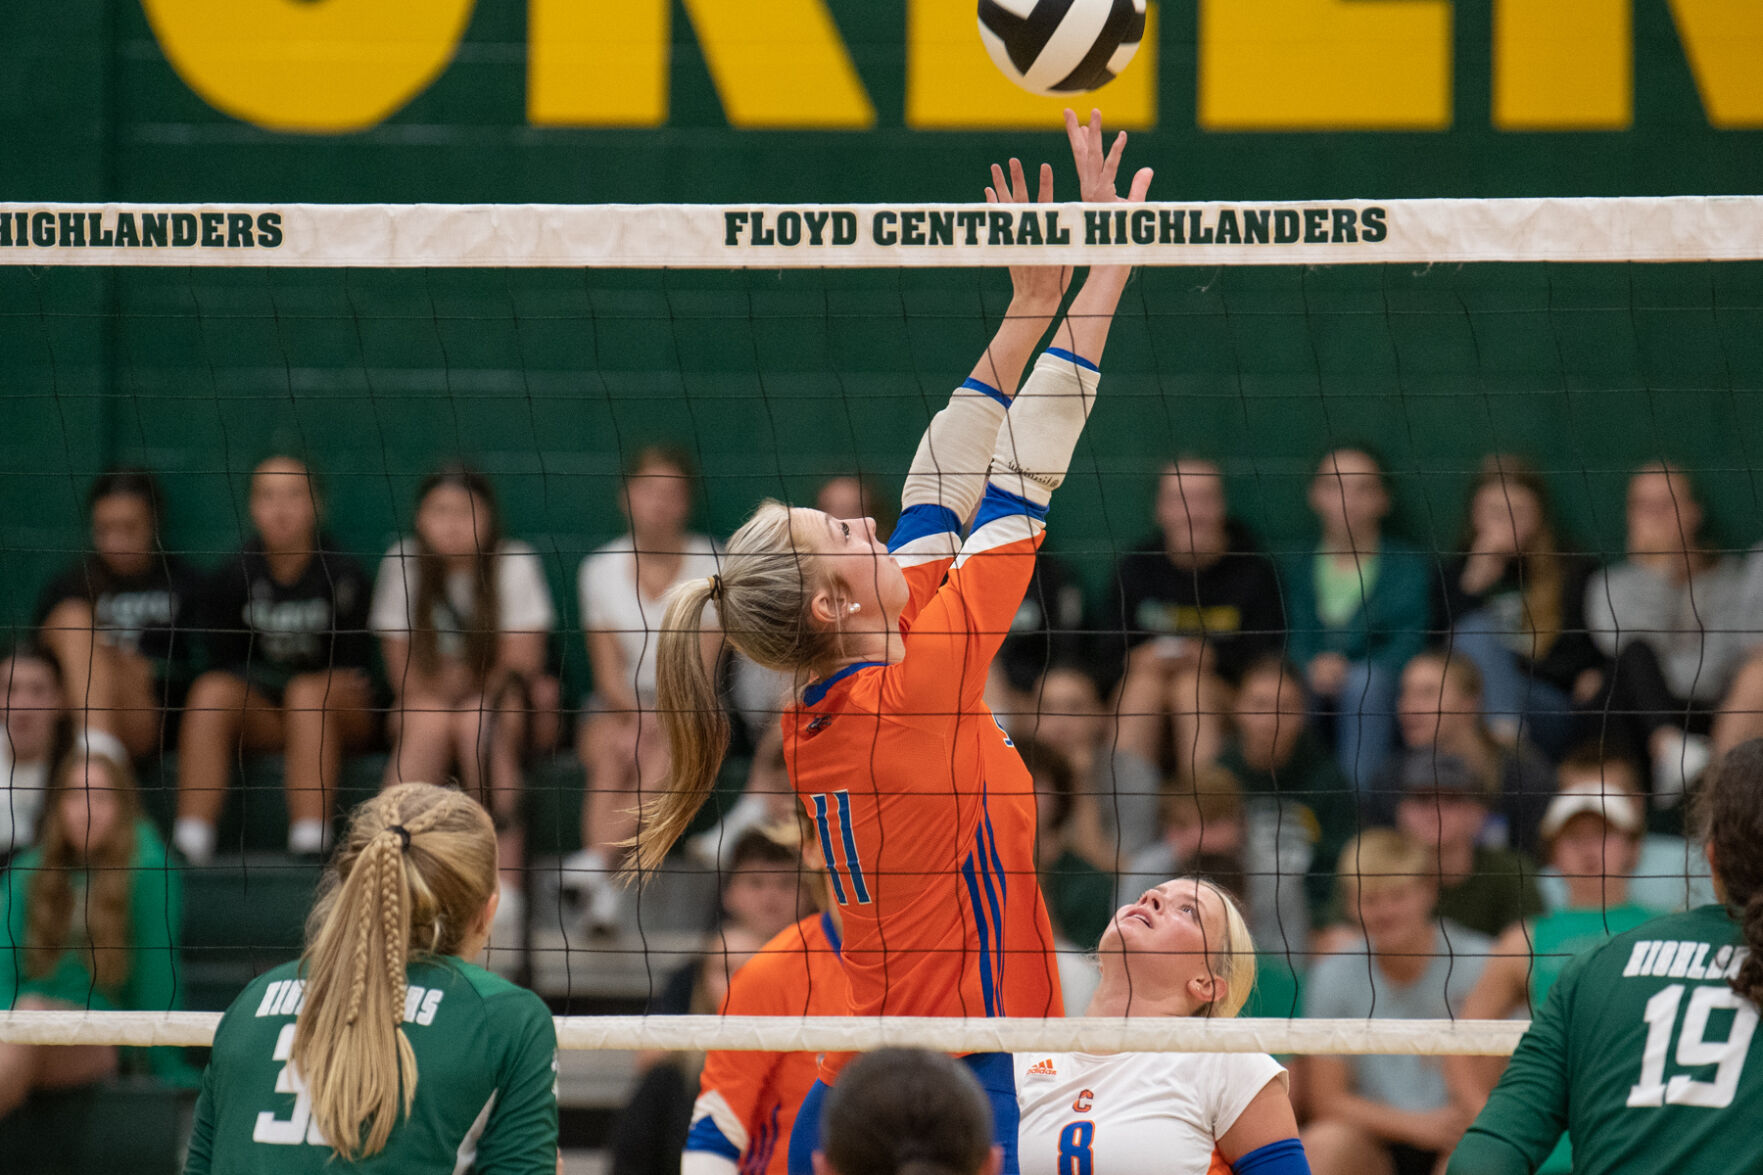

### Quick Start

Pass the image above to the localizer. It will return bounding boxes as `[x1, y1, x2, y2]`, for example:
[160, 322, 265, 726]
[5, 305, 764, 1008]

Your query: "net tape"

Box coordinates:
[0, 1011, 1525, 1055]
[3, 197, 1763, 268]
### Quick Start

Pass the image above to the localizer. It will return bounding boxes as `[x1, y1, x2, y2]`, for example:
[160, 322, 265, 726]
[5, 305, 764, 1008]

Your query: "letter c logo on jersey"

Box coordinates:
[1072, 1089, 1093, 1113]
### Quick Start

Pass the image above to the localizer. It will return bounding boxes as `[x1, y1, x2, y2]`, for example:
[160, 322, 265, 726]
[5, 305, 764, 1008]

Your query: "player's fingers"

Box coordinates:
[1102, 131, 1128, 188]
[985, 187, 998, 204]
[1038, 161, 1055, 203]
[1128, 166, 1154, 202]
[990, 163, 1009, 200]
[1009, 157, 1029, 202]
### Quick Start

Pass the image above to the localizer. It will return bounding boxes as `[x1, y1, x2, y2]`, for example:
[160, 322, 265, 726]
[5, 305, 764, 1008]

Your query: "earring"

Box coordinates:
[848, 603, 861, 614]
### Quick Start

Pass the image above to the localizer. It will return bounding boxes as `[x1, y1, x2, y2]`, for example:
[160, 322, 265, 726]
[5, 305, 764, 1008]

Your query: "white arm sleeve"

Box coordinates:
[901, 381, 1010, 522]
[989, 350, 1098, 509]
[681, 1153, 740, 1175]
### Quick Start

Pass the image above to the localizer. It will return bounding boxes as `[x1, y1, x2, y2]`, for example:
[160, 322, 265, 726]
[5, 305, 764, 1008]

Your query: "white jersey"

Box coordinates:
[1015, 1050, 1286, 1175]
[578, 533, 721, 700]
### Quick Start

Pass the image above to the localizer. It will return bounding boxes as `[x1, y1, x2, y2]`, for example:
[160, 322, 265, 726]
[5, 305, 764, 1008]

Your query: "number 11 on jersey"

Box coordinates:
[811, 790, 871, 906]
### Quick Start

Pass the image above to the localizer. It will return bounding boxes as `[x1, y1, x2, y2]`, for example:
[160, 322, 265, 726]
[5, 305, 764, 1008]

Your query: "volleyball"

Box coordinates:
[978, 0, 1147, 96]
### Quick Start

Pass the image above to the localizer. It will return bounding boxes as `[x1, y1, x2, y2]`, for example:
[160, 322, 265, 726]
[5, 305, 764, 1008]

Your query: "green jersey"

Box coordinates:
[1449, 905, 1761, 1175]
[186, 956, 558, 1174]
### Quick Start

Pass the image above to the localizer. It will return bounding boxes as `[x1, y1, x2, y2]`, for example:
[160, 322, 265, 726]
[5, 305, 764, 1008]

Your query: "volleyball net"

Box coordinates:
[1, 196, 1760, 1057]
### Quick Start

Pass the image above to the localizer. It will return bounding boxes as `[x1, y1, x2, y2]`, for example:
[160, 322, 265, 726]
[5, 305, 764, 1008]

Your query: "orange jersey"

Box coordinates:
[686, 913, 847, 1175]
[783, 493, 1064, 1085]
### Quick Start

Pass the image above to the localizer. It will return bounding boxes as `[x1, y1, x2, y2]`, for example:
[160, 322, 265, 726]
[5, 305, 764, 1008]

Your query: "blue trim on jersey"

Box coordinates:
[820, 910, 843, 957]
[960, 1053, 1022, 1175]
[974, 483, 1050, 532]
[802, 660, 886, 708]
[741, 1104, 781, 1175]
[685, 1116, 743, 1160]
[961, 849, 998, 1017]
[834, 790, 871, 904]
[1231, 1138, 1310, 1175]
[887, 502, 962, 553]
[788, 1080, 829, 1175]
[813, 793, 849, 906]
[981, 801, 1009, 991]
[961, 376, 1013, 409]
[1044, 346, 1100, 372]
[975, 820, 1005, 1005]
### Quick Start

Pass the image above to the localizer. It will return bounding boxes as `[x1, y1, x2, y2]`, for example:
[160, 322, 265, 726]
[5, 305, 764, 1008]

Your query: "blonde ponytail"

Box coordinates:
[631, 500, 837, 874]
[292, 783, 496, 1160]
[632, 577, 728, 875]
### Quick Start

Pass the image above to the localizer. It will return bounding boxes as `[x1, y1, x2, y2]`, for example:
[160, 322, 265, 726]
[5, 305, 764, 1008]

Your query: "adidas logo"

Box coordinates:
[1026, 1058, 1057, 1078]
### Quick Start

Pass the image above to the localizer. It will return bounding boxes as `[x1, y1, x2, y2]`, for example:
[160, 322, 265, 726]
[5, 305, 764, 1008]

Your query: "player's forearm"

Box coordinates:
[970, 295, 1057, 398]
[1051, 265, 1130, 366]
[1445, 1129, 1531, 1175]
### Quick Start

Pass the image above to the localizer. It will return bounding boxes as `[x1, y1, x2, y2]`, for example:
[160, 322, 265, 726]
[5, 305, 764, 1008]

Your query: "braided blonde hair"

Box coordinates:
[291, 783, 497, 1159]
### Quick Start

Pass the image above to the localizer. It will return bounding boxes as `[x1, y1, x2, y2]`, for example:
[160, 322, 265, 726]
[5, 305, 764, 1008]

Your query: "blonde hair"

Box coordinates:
[291, 783, 497, 1160]
[633, 500, 840, 874]
[1186, 877, 1258, 1019]
[1338, 828, 1436, 898]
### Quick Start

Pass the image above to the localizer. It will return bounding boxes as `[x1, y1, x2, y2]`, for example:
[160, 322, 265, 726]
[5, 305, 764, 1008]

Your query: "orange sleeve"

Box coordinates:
[690, 943, 799, 1160]
[887, 485, 1045, 724]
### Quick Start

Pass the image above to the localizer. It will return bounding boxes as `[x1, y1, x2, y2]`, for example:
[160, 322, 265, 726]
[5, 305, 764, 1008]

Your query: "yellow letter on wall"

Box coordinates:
[1669, 0, 1763, 127]
[142, 0, 474, 134]
[529, 0, 669, 125]
[1199, 0, 1450, 130]
[529, 0, 873, 128]
[907, 0, 1156, 130]
[1494, 0, 1629, 129]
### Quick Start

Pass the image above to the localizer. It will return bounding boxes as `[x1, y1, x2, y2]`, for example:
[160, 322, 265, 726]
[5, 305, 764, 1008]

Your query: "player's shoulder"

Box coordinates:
[426, 957, 548, 1016]
[215, 958, 305, 1039]
[1586, 903, 1737, 962]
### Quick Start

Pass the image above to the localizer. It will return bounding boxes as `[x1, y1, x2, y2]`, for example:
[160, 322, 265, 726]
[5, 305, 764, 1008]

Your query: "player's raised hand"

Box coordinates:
[1065, 107, 1153, 204]
[986, 156, 1071, 313]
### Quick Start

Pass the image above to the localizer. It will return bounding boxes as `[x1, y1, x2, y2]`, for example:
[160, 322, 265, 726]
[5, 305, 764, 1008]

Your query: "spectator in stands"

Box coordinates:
[816, 1048, 1000, 1175]
[1028, 661, 1159, 867]
[1436, 455, 1603, 759]
[1110, 458, 1284, 780]
[719, 827, 810, 945]
[1215, 655, 1358, 941]
[1302, 829, 1488, 1175]
[35, 469, 201, 758]
[991, 546, 1090, 728]
[1585, 462, 1749, 807]
[1540, 749, 1716, 912]
[172, 456, 376, 864]
[813, 474, 893, 541]
[1370, 651, 1555, 855]
[1387, 754, 1542, 938]
[370, 464, 557, 907]
[608, 923, 766, 1175]
[1020, 736, 1114, 957]
[0, 732, 183, 1116]
[1115, 765, 1250, 918]
[566, 445, 721, 933]
[0, 643, 71, 861]
[1446, 778, 1656, 1174]
[1284, 447, 1431, 791]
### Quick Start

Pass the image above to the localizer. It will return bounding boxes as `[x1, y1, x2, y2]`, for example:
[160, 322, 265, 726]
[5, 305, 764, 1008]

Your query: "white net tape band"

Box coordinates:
[2, 198, 1762, 268]
[0, 1011, 1526, 1055]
